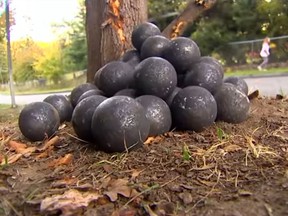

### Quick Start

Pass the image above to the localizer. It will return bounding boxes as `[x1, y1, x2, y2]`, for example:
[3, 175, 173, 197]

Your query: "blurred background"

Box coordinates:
[0, 0, 287, 94]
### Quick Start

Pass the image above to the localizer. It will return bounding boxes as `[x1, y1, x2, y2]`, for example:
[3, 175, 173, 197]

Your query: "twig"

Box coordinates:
[185, 171, 221, 213]
[2, 198, 22, 216]
[122, 176, 180, 208]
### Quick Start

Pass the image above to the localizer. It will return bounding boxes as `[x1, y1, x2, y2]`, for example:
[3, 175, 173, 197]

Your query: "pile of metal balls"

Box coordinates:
[18, 22, 250, 153]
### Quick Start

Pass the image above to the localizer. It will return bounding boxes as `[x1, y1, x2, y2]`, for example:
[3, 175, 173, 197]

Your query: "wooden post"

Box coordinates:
[5, 0, 16, 107]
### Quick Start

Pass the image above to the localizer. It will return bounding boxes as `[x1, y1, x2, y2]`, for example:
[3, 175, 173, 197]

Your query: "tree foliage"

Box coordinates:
[149, 0, 288, 57]
[62, 0, 87, 72]
[148, 0, 188, 30]
[12, 39, 66, 84]
[3, 0, 288, 84]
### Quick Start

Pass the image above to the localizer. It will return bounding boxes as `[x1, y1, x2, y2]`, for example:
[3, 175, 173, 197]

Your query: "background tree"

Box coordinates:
[62, 0, 87, 72]
[0, 0, 15, 84]
[85, 0, 220, 82]
[85, 0, 147, 82]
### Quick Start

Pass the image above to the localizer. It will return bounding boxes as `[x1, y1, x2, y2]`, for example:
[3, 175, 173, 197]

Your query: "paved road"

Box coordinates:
[1, 75, 287, 105]
[243, 75, 288, 97]
[0, 91, 70, 105]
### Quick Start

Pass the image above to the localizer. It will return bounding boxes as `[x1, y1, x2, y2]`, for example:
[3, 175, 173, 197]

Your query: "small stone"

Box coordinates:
[178, 192, 193, 205]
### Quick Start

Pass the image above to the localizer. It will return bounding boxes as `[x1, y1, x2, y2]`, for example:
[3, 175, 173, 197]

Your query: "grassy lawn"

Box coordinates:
[1, 73, 86, 95]
[225, 67, 288, 77]
[0, 104, 22, 122]
[1, 67, 287, 95]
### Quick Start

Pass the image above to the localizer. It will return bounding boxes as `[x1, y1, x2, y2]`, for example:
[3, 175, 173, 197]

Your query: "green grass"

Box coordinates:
[1, 73, 86, 95]
[13, 87, 73, 95]
[0, 104, 11, 109]
[225, 67, 288, 77]
[0, 104, 22, 123]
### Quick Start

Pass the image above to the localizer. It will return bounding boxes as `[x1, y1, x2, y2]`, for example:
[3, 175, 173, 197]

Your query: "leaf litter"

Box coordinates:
[0, 97, 288, 216]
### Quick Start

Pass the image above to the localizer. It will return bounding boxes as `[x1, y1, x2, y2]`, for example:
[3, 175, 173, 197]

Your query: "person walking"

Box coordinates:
[258, 37, 270, 71]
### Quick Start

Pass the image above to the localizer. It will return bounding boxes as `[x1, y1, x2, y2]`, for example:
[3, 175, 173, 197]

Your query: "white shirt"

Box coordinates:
[260, 42, 270, 58]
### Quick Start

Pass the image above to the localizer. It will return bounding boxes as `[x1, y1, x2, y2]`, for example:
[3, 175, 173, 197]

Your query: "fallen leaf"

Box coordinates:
[35, 151, 50, 160]
[8, 140, 37, 157]
[58, 124, 67, 130]
[52, 177, 78, 188]
[40, 189, 100, 216]
[8, 140, 27, 152]
[197, 179, 215, 187]
[102, 164, 113, 173]
[144, 136, 163, 145]
[130, 169, 144, 180]
[103, 178, 139, 202]
[248, 89, 259, 100]
[1, 153, 22, 165]
[238, 190, 253, 196]
[48, 154, 73, 167]
[17, 147, 37, 157]
[224, 144, 242, 153]
[112, 208, 137, 216]
[163, 131, 174, 138]
[37, 136, 60, 152]
[144, 137, 155, 145]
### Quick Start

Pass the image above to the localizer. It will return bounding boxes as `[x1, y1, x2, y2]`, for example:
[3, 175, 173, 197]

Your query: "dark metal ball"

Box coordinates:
[43, 94, 73, 123]
[136, 95, 172, 136]
[184, 60, 223, 94]
[114, 88, 138, 98]
[91, 96, 150, 153]
[77, 89, 104, 104]
[171, 86, 217, 132]
[140, 35, 170, 60]
[72, 95, 107, 142]
[97, 61, 135, 97]
[70, 83, 98, 107]
[18, 102, 60, 141]
[134, 57, 177, 99]
[120, 49, 141, 68]
[162, 37, 201, 74]
[131, 22, 161, 51]
[214, 83, 250, 123]
[224, 76, 249, 95]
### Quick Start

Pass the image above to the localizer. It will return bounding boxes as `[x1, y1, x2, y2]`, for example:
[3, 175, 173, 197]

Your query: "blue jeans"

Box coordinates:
[259, 57, 269, 68]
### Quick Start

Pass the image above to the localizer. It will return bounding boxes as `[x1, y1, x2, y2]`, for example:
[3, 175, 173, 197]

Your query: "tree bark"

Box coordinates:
[162, 0, 217, 39]
[85, 0, 147, 83]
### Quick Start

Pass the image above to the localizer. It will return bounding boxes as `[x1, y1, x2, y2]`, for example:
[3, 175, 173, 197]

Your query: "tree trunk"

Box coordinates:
[85, 0, 147, 83]
[162, 0, 217, 39]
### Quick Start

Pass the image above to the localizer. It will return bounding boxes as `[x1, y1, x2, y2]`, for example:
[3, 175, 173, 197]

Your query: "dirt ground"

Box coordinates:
[0, 96, 288, 216]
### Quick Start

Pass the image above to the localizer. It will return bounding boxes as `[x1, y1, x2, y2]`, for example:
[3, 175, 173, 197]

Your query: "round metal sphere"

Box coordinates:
[72, 95, 107, 142]
[120, 49, 141, 68]
[200, 56, 224, 79]
[214, 83, 250, 123]
[165, 87, 181, 108]
[131, 22, 161, 51]
[97, 61, 135, 97]
[140, 35, 170, 60]
[94, 67, 103, 87]
[184, 60, 223, 94]
[224, 76, 249, 95]
[18, 102, 60, 141]
[70, 83, 98, 107]
[43, 94, 73, 123]
[134, 57, 177, 99]
[114, 88, 138, 98]
[171, 86, 217, 132]
[77, 89, 104, 104]
[162, 37, 201, 74]
[136, 95, 172, 136]
[91, 96, 150, 153]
